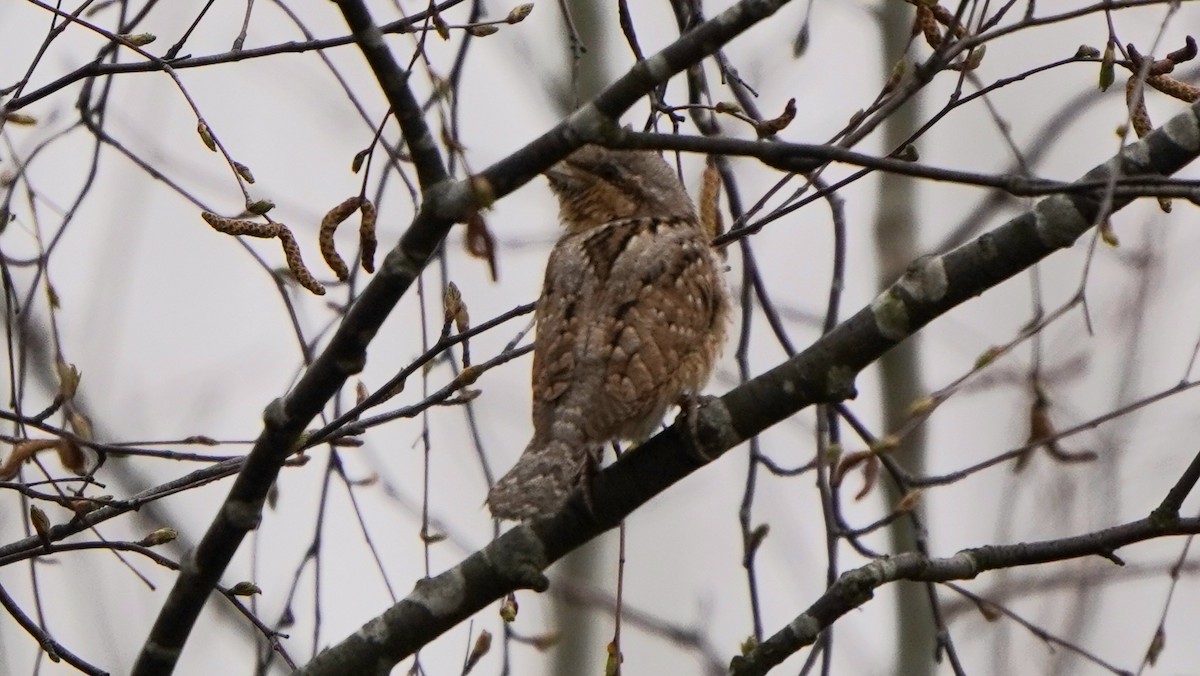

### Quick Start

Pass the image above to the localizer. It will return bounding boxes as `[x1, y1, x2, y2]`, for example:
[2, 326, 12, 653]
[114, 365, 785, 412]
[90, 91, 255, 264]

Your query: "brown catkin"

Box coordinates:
[318, 197, 363, 281]
[359, 200, 378, 273]
[278, 227, 325, 295]
[201, 212, 279, 238]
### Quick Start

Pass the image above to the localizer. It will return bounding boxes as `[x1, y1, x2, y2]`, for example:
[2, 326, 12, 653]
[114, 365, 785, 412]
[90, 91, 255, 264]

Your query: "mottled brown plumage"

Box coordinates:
[486, 146, 731, 521]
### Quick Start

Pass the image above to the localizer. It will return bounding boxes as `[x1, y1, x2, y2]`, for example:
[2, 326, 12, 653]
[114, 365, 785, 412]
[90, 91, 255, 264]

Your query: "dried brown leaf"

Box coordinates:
[854, 454, 879, 501]
[0, 439, 58, 479]
[895, 489, 923, 513]
[463, 630, 492, 675]
[66, 410, 93, 441]
[832, 449, 871, 487]
[464, 212, 498, 281]
[57, 439, 88, 475]
[754, 98, 797, 138]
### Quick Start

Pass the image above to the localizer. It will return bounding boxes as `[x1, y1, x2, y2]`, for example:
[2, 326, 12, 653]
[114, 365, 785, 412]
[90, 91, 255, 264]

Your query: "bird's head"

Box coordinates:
[544, 146, 695, 233]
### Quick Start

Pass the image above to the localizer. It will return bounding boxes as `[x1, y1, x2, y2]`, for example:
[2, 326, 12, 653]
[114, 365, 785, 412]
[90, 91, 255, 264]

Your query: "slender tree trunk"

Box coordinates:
[552, 2, 612, 673]
[874, 3, 934, 674]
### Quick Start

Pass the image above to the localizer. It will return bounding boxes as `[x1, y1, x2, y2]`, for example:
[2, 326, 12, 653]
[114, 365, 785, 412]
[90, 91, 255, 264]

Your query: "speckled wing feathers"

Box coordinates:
[486, 215, 728, 521]
[592, 217, 727, 438]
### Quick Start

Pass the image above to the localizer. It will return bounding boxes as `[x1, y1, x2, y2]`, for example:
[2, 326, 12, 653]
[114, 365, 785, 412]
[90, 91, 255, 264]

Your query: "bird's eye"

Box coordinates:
[591, 161, 623, 183]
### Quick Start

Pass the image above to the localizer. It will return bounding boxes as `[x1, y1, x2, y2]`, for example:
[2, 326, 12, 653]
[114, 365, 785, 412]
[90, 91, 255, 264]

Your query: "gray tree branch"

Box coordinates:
[730, 515, 1200, 675]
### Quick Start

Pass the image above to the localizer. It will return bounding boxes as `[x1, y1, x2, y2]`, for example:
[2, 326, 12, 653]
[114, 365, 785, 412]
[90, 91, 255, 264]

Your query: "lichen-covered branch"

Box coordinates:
[729, 516, 1200, 675]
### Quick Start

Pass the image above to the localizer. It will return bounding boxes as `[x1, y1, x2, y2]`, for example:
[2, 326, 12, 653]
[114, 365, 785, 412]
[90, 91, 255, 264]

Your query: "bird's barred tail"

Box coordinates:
[487, 438, 596, 521]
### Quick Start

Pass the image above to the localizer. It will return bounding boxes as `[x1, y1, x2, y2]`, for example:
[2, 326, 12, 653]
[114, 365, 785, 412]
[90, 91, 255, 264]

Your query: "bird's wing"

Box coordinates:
[529, 229, 599, 408]
[594, 218, 728, 411]
[531, 217, 727, 442]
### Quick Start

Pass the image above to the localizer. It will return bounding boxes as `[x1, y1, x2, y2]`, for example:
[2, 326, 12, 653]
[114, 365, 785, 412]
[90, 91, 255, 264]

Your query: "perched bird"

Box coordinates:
[486, 145, 731, 521]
